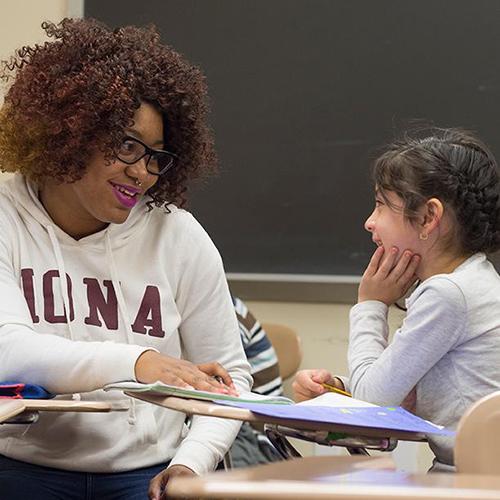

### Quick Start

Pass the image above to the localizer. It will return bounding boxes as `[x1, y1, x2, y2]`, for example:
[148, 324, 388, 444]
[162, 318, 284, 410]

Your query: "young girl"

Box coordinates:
[0, 18, 251, 499]
[293, 128, 500, 471]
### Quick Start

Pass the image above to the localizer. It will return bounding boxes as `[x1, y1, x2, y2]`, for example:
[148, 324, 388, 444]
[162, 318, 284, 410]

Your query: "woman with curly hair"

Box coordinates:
[0, 17, 251, 499]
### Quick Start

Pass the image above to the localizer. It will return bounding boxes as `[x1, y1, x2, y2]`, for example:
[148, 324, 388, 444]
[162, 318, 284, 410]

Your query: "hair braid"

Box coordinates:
[374, 128, 500, 254]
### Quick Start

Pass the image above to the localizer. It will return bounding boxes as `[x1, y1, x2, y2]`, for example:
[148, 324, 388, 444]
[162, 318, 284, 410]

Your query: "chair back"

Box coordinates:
[261, 323, 302, 381]
[455, 390, 500, 474]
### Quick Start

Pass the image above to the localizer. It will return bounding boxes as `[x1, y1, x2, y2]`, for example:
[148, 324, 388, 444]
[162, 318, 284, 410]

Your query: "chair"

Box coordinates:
[223, 322, 301, 471]
[455, 390, 500, 474]
[261, 323, 302, 381]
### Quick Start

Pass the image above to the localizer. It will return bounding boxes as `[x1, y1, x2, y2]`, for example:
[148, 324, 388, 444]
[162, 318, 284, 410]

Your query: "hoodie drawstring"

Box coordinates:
[47, 225, 81, 402]
[45, 225, 137, 423]
[47, 225, 76, 342]
[105, 231, 137, 425]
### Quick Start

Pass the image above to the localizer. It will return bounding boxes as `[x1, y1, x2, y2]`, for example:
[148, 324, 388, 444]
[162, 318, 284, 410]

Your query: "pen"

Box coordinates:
[321, 382, 352, 397]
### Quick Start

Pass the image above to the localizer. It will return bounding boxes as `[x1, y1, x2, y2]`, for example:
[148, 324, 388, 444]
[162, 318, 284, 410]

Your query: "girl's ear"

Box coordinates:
[420, 198, 444, 233]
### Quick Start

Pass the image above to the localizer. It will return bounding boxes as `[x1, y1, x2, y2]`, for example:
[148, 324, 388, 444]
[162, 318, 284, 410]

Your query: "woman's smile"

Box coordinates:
[109, 181, 142, 209]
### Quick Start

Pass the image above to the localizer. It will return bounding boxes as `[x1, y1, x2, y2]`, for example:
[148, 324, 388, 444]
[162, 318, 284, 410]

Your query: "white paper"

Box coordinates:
[297, 392, 377, 408]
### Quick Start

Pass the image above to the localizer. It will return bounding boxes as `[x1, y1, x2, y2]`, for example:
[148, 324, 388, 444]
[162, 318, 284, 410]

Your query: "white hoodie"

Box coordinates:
[0, 174, 251, 473]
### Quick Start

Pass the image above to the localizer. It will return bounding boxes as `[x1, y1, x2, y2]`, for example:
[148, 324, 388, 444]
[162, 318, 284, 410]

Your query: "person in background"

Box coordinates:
[294, 128, 500, 472]
[229, 296, 283, 467]
[0, 18, 251, 500]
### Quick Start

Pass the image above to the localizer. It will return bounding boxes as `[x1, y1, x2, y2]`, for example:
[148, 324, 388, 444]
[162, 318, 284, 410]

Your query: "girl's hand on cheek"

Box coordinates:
[358, 246, 420, 305]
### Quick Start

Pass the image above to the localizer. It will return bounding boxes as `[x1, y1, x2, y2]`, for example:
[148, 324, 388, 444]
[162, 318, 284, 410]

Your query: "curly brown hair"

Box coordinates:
[0, 17, 217, 208]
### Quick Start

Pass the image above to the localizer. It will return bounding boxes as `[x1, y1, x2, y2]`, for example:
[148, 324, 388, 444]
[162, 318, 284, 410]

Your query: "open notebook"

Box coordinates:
[104, 381, 294, 405]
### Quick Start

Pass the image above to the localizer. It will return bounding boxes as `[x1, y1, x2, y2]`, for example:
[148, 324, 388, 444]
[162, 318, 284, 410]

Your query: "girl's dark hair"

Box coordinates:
[0, 17, 217, 208]
[374, 128, 500, 254]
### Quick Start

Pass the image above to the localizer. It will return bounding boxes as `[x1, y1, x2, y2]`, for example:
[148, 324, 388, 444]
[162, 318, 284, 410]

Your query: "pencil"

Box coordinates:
[321, 382, 352, 397]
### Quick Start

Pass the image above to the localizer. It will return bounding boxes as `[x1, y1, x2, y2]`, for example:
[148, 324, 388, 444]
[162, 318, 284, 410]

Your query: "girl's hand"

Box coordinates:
[358, 246, 420, 305]
[135, 351, 236, 395]
[149, 464, 195, 500]
[293, 368, 340, 402]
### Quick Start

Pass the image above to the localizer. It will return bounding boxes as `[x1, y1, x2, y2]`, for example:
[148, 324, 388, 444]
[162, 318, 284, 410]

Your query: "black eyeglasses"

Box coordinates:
[115, 136, 178, 176]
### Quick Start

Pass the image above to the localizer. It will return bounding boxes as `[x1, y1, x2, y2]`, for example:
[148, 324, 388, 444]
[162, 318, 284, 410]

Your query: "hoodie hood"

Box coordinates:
[4, 173, 151, 250]
[1, 174, 155, 422]
[2, 174, 143, 352]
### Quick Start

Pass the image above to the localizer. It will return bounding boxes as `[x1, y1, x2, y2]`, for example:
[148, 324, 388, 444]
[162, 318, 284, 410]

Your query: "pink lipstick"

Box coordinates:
[110, 182, 141, 209]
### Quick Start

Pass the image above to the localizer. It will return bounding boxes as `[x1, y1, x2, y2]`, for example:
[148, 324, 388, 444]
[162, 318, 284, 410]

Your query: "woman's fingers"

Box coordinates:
[135, 351, 235, 394]
[149, 466, 195, 500]
[173, 368, 231, 394]
[198, 362, 235, 389]
[148, 469, 168, 500]
[190, 375, 233, 394]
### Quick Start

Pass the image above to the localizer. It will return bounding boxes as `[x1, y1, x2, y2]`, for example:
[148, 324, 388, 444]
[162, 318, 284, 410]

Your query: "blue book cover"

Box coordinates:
[0, 382, 54, 400]
[216, 401, 454, 436]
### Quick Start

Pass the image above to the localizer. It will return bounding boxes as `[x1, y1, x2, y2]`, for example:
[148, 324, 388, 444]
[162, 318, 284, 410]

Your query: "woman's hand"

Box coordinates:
[293, 369, 342, 402]
[197, 362, 237, 394]
[149, 464, 195, 500]
[135, 351, 237, 395]
[358, 246, 420, 305]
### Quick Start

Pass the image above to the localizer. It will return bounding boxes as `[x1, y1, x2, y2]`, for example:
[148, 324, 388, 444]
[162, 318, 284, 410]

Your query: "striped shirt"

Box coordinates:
[232, 296, 283, 396]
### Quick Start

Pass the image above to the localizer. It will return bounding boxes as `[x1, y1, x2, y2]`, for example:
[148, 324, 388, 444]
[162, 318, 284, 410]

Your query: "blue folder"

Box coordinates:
[215, 401, 454, 436]
[0, 382, 54, 399]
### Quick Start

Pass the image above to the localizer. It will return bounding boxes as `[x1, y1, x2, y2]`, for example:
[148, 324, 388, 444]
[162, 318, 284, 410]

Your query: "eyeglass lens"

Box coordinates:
[117, 138, 175, 175]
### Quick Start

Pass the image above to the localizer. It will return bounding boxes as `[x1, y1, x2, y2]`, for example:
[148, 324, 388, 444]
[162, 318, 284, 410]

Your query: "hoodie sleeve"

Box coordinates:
[0, 221, 150, 393]
[168, 213, 252, 474]
[348, 279, 467, 405]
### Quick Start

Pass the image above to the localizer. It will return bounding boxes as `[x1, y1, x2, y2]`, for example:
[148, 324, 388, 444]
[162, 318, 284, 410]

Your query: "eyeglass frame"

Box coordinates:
[114, 135, 178, 176]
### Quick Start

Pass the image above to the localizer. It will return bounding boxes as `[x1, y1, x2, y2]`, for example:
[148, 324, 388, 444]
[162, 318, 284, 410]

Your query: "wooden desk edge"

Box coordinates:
[0, 400, 26, 422]
[0, 399, 129, 423]
[24, 400, 129, 412]
[166, 456, 500, 500]
[167, 479, 500, 499]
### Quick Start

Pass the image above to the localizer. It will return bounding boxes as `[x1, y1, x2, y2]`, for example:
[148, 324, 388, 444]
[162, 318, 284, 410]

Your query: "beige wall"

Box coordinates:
[0, 0, 70, 181]
[0, 0, 69, 61]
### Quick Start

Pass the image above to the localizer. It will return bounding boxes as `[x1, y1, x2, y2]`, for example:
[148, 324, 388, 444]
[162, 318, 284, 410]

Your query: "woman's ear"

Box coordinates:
[420, 198, 444, 233]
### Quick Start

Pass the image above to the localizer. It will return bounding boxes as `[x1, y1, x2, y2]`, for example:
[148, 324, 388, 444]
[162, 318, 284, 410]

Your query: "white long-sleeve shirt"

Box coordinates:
[349, 253, 500, 470]
[0, 174, 251, 474]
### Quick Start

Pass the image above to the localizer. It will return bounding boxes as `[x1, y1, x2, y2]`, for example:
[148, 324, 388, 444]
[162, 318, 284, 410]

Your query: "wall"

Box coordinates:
[0, 0, 72, 181]
[0, 0, 70, 62]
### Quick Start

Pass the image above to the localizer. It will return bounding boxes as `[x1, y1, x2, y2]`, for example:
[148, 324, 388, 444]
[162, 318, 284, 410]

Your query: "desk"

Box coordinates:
[0, 399, 129, 424]
[128, 393, 427, 459]
[128, 393, 427, 441]
[166, 455, 500, 499]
